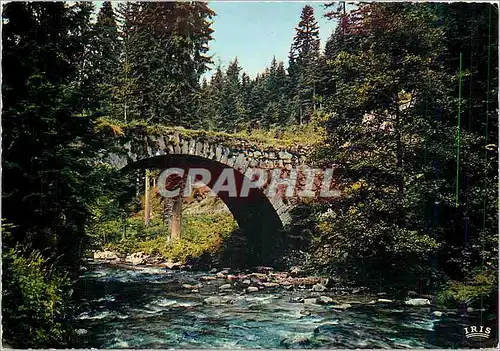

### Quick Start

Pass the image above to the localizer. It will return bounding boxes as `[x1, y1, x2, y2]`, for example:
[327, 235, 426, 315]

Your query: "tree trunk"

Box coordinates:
[395, 110, 405, 223]
[170, 193, 182, 241]
[144, 169, 150, 226]
[122, 214, 126, 241]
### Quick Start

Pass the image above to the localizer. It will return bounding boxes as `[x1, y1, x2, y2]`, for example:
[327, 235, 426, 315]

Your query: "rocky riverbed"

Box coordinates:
[70, 258, 497, 349]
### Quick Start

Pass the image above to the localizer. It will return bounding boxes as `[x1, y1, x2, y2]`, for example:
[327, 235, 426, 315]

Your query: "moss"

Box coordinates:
[94, 117, 324, 150]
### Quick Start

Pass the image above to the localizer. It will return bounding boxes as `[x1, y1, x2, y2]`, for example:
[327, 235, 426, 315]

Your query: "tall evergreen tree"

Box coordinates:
[86, 1, 120, 114]
[2, 2, 110, 346]
[288, 5, 321, 124]
[113, 2, 215, 126]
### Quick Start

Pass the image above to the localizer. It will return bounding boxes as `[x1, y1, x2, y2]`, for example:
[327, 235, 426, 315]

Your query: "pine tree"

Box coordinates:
[2, 2, 109, 345]
[87, 1, 120, 115]
[288, 5, 321, 124]
[115, 2, 215, 126]
[221, 58, 248, 131]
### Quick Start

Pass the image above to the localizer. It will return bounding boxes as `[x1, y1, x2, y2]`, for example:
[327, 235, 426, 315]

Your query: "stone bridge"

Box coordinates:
[104, 125, 328, 264]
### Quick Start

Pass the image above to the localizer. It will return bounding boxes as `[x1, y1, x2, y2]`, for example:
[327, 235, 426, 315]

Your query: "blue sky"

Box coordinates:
[207, 2, 337, 77]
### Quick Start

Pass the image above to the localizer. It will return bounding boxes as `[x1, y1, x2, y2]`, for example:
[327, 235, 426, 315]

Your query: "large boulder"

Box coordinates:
[405, 298, 431, 306]
[125, 252, 149, 265]
[289, 266, 304, 277]
[94, 250, 118, 261]
[311, 283, 327, 292]
[165, 261, 183, 270]
[317, 296, 334, 305]
[203, 296, 233, 305]
[219, 283, 232, 290]
[332, 303, 352, 310]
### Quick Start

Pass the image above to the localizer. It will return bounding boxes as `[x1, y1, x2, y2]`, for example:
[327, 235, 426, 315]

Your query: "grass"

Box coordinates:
[94, 117, 326, 149]
[99, 198, 238, 263]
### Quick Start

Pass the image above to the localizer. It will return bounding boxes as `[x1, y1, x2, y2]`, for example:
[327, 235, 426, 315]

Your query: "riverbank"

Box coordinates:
[72, 263, 497, 349]
[88, 254, 439, 308]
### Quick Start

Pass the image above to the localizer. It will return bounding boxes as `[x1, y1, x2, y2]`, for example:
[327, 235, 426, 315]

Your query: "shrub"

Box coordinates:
[2, 246, 72, 348]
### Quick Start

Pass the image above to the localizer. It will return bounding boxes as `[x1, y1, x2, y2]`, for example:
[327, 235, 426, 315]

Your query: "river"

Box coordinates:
[71, 263, 493, 349]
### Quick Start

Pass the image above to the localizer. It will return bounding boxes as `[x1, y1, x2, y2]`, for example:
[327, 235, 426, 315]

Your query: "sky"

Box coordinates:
[94, 1, 338, 78]
[206, 2, 338, 78]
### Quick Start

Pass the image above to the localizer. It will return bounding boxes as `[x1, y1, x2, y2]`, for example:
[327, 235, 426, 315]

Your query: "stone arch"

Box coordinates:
[109, 133, 300, 225]
[116, 153, 291, 265]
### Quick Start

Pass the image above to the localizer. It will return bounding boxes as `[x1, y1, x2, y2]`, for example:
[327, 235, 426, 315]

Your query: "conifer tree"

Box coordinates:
[88, 1, 120, 114]
[288, 5, 321, 124]
[114, 2, 215, 126]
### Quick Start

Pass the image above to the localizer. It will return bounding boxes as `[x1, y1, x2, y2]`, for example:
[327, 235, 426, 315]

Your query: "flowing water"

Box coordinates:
[72, 264, 495, 349]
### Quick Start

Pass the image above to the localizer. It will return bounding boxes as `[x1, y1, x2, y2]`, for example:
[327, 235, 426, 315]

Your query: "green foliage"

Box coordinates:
[113, 2, 215, 125]
[2, 244, 72, 348]
[309, 203, 439, 287]
[305, 2, 498, 292]
[100, 212, 237, 263]
[437, 268, 497, 307]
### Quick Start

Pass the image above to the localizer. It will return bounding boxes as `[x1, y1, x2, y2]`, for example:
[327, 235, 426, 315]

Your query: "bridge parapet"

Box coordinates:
[108, 127, 313, 172]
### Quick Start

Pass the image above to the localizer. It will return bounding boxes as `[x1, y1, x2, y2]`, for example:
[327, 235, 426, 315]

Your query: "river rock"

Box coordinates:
[216, 272, 226, 279]
[165, 261, 182, 270]
[405, 298, 431, 306]
[249, 273, 267, 280]
[432, 311, 443, 317]
[200, 276, 217, 281]
[255, 266, 274, 273]
[317, 296, 334, 305]
[289, 266, 304, 277]
[242, 279, 251, 285]
[93, 250, 118, 261]
[304, 298, 317, 305]
[125, 252, 148, 265]
[226, 274, 237, 280]
[147, 255, 165, 265]
[246, 286, 259, 293]
[182, 283, 202, 290]
[332, 303, 352, 310]
[209, 268, 218, 274]
[280, 336, 310, 348]
[75, 328, 88, 336]
[262, 282, 280, 288]
[311, 283, 327, 292]
[190, 289, 199, 293]
[203, 296, 230, 305]
[219, 283, 232, 290]
[290, 297, 304, 303]
[378, 298, 393, 303]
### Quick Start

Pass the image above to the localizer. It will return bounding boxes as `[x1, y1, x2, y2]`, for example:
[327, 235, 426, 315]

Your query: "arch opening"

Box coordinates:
[120, 154, 286, 266]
